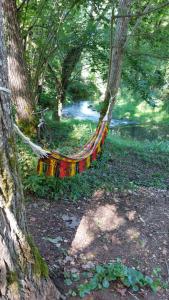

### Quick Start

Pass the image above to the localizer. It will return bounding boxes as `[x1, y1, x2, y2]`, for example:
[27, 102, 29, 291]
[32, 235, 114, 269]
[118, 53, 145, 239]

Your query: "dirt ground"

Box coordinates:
[26, 187, 169, 299]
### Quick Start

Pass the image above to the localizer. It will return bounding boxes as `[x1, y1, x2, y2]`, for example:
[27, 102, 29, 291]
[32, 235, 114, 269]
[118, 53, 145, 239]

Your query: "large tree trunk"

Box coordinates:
[101, 0, 131, 121]
[3, 0, 34, 124]
[0, 3, 62, 299]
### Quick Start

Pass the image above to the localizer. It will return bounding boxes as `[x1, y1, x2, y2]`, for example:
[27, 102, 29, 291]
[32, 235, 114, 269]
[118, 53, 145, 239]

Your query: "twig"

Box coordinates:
[114, 1, 169, 18]
[128, 291, 140, 300]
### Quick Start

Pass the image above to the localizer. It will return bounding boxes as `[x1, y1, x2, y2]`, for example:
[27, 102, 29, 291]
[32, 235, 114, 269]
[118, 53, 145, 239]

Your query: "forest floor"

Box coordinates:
[22, 121, 169, 299]
[27, 187, 169, 299]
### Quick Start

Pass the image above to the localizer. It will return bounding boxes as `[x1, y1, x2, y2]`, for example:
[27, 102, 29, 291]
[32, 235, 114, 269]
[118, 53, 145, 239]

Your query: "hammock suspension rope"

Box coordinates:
[0, 85, 110, 179]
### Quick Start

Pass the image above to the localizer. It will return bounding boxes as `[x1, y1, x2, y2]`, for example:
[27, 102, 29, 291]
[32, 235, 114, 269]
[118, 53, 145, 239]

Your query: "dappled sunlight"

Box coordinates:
[126, 228, 140, 241]
[93, 204, 125, 232]
[70, 203, 125, 255]
[125, 210, 137, 221]
[92, 189, 105, 199]
[71, 215, 96, 254]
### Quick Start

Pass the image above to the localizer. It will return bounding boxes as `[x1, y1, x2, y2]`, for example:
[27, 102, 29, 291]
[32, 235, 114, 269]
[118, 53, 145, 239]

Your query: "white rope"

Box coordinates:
[14, 124, 49, 158]
[0, 86, 49, 157]
[0, 86, 11, 94]
[103, 102, 111, 122]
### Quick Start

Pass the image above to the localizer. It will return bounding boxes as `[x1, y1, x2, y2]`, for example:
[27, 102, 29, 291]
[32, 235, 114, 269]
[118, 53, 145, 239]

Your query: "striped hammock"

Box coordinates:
[1, 84, 110, 179]
[37, 119, 108, 178]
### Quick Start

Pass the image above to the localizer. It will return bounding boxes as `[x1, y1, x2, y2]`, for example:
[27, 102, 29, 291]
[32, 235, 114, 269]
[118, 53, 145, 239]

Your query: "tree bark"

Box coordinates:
[48, 46, 83, 121]
[57, 45, 83, 120]
[3, 0, 34, 124]
[101, 0, 131, 121]
[0, 3, 62, 299]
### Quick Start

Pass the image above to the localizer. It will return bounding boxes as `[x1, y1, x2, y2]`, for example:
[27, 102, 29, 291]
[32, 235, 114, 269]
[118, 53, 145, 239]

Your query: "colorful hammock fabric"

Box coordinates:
[37, 120, 108, 178]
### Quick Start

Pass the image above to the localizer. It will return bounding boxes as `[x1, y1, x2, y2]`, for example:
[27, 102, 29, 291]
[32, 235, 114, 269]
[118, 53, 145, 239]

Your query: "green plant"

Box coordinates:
[16, 117, 169, 202]
[77, 261, 166, 298]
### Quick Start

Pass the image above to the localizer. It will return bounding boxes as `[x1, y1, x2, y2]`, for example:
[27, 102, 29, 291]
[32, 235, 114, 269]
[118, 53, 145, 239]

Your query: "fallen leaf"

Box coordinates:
[43, 236, 63, 245]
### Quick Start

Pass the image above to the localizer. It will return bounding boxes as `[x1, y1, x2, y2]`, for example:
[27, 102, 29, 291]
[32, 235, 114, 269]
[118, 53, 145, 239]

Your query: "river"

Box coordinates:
[63, 100, 169, 141]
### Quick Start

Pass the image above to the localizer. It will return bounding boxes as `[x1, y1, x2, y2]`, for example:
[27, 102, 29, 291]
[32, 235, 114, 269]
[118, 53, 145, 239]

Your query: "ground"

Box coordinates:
[26, 187, 169, 299]
[21, 122, 169, 299]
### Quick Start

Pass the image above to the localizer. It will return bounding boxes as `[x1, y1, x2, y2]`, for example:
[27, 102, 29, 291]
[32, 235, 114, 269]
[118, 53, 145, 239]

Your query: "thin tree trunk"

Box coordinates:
[0, 3, 62, 299]
[3, 0, 34, 124]
[57, 45, 83, 120]
[101, 0, 131, 121]
[48, 46, 83, 121]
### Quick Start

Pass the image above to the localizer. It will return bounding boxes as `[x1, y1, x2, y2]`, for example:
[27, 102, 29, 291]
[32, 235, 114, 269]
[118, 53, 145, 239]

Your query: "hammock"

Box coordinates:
[0, 85, 109, 179]
[37, 118, 108, 178]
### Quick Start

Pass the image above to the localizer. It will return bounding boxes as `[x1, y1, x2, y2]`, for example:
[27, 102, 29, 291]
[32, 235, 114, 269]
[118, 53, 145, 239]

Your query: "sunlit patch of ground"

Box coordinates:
[27, 187, 169, 299]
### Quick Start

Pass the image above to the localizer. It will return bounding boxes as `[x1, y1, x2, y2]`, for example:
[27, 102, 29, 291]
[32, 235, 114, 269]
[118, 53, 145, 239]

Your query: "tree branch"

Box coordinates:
[128, 50, 169, 60]
[17, 0, 30, 12]
[114, 1, 169, 18]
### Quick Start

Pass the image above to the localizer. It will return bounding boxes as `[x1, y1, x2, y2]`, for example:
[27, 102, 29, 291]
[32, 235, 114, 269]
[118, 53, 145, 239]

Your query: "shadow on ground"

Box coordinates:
[26, 187, 169, 299]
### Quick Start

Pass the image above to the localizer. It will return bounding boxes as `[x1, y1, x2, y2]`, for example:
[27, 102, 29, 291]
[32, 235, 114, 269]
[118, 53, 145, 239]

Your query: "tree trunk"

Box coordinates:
[48, 46, 83, 121]
[101, 0, 131, 121]
[3, 0, 34, 124]
[0, 3, 62, 299]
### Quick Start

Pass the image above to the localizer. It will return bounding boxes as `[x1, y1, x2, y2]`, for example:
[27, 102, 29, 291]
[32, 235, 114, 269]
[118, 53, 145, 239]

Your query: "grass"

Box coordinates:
[17, 118, 169, 202]
[93, 90, 169, 125]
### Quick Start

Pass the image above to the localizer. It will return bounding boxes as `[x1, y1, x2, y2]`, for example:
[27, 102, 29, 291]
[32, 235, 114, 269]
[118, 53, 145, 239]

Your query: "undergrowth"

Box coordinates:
[64, 260, 167, 298]
[17, 119, 169, 201]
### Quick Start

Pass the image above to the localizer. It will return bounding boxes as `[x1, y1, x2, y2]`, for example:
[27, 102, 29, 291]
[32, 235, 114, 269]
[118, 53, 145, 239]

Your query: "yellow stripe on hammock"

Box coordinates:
[70, 162, 76, 176]
[37, 160, 43, 175]
[86, 156, 91, 168]
[46, 159, 56, 176]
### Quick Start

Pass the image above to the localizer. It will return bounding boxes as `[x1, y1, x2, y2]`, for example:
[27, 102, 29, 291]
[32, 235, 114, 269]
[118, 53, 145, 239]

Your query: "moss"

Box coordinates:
[27, 235, 49, 278]
[17, 119, 37, 137]
[7, 271, 18, 285]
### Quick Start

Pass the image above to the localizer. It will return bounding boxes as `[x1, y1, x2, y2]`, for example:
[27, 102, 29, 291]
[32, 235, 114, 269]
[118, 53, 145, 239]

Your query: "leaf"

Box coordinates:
[150, 279, 161, 292]
[43, 236, 63, 245]
[64, 279, 73, 286]
[71, 272, 80, 281]
[88, 277, 98, 290]
[96, 265, 105, 274]
[152, 267, 161, 276]
[145, 276, 153, 286]
[82, 272, 90, 279]
[102, 279, 110, 288]
[79, 284, 91, 298]
[132, 285, 139, 292]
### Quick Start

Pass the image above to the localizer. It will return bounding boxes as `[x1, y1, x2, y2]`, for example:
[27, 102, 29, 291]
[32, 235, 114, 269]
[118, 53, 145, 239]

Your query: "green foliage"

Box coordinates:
[67, 80, 100, 102]
[16, 0, 169, 123]
[64, 270, 80, 287]
[17, 118, 169, 202]
[78, 261, 165, 298]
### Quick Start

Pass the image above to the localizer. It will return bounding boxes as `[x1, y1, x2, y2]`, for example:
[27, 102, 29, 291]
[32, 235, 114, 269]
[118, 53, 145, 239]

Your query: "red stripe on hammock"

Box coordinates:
[92, 149, 97, 161]
[101, 129, 107, 145]
[79, 159, 86, 173]
[59, 161, 70, 178]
